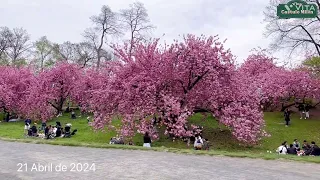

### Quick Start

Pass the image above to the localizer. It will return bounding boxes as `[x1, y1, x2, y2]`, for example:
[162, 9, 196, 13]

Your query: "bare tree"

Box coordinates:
[120, 1, 155, 57]
[52, 41, 75, 61]
[264, 0, 320, 57]
[34, 36, 53, 71]
[84, 5, 121, 69]
[6, 27, 31, 65]
[73, 42, 96, 68]
[0, 27, 11, 62]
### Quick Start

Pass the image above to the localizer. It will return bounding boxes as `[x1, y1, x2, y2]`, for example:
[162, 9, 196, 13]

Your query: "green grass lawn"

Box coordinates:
[0, 111, 319, 162]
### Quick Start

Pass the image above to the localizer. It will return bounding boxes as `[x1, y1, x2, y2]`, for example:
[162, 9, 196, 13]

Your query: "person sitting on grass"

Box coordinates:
[44, 125, 50, 136]
[287, 144, 297, 155]
[305, 141, 319, 156]
[27, 128, 33, 136]
[24, 118, 31, 135]
[293, 139, 300, 151]
[194, 135, 203, 150]
[71, 110, 76, 119]
[47, 125, 55, 139]
[64, 124, 71, 138]
[302, 140, 311, 152]
[31, 123, 38, 137]
[118, 136, 125, 145]
[55, 127, 62, 137]
[109, 137, 116, 144]
[276, 141, 288, 155]
[52, 126, 57, 135]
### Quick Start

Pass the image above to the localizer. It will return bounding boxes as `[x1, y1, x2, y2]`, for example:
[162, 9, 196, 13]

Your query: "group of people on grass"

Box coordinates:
[283, 102, 312, 127]
[276, 139, 320, 156]
[180, 125, 210, 150]
[24, 118, 77, 139]
[109, 136, 125, 145]
[109, 130, 210, 150]
[109, 132, 148, 147]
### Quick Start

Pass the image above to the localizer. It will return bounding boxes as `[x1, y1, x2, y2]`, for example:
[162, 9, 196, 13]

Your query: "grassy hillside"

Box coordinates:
[0, 111, 319, 153]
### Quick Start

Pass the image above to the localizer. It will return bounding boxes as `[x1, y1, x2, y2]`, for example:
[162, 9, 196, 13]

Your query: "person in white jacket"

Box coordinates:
[194, 135, 203, 150]
[276, 141, 288, 155]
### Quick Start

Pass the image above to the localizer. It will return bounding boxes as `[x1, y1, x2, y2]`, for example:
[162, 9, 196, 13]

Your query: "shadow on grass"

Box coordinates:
[1, 137, 319, 164]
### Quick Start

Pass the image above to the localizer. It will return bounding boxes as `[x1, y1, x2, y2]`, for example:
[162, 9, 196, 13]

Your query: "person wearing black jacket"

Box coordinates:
[302, 140, 311, 152]
[44, 125, 49, 136]
[287, 144, 297, 155]
[306, 141, 319, 156]
[284, 108, 291, 127]
[143, 132, 152, 148]
[55, 127, 62, 137]
[31, 123, 38, 136]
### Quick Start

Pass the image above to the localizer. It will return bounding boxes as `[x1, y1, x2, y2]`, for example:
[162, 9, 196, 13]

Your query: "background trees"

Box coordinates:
[1, 1, 320, 145]
[0, 1, 155, 70]
[22, 63, 82, 122]
[302, 56, 320, 78]
[34, 36, 54, 71]
[88, 35, 265, 143]
[0, 33, 319, 144]
[239, 51, 320, 111]
[264, 0, 320, 57]
[0, 27, 31, 66]
[120, 2, 155, 57]
[84, 5, 121, 69]
[0, 66, 34, 121]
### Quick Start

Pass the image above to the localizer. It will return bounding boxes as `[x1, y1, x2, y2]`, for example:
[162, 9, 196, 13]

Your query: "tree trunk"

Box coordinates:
[41, 58, 44, 71]
[280, 103, 296, 111]
[5, 112, 10, 122]
[2, 108, 7, 121]
[312, 102, 320, 108]
[96, 51, 101, 70]
[57, 100, 64, 115]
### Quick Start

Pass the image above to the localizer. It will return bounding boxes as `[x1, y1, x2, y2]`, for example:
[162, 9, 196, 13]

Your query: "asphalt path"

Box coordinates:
[0, 140, 319, 180]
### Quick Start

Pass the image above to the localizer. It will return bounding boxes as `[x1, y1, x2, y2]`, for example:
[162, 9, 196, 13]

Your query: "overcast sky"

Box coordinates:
[0, 0, 287, 64]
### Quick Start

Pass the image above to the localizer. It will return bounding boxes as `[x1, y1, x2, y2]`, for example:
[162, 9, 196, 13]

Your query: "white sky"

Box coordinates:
[0, 0, 291, 65]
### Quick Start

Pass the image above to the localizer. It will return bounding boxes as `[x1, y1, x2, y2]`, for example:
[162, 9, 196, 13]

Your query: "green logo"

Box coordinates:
[277, 0, 318, 19]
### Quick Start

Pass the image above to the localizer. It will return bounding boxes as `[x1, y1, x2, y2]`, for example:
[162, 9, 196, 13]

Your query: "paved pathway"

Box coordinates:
[0, 141, 319, 180]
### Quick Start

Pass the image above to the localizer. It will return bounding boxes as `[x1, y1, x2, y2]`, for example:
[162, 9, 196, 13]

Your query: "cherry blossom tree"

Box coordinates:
[239, 51, 320, 111]
[0, 66, 34, 120]
[71, 65, 117, 113]
[22, 63, 82, 122]
[90, 35, 265, 144]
